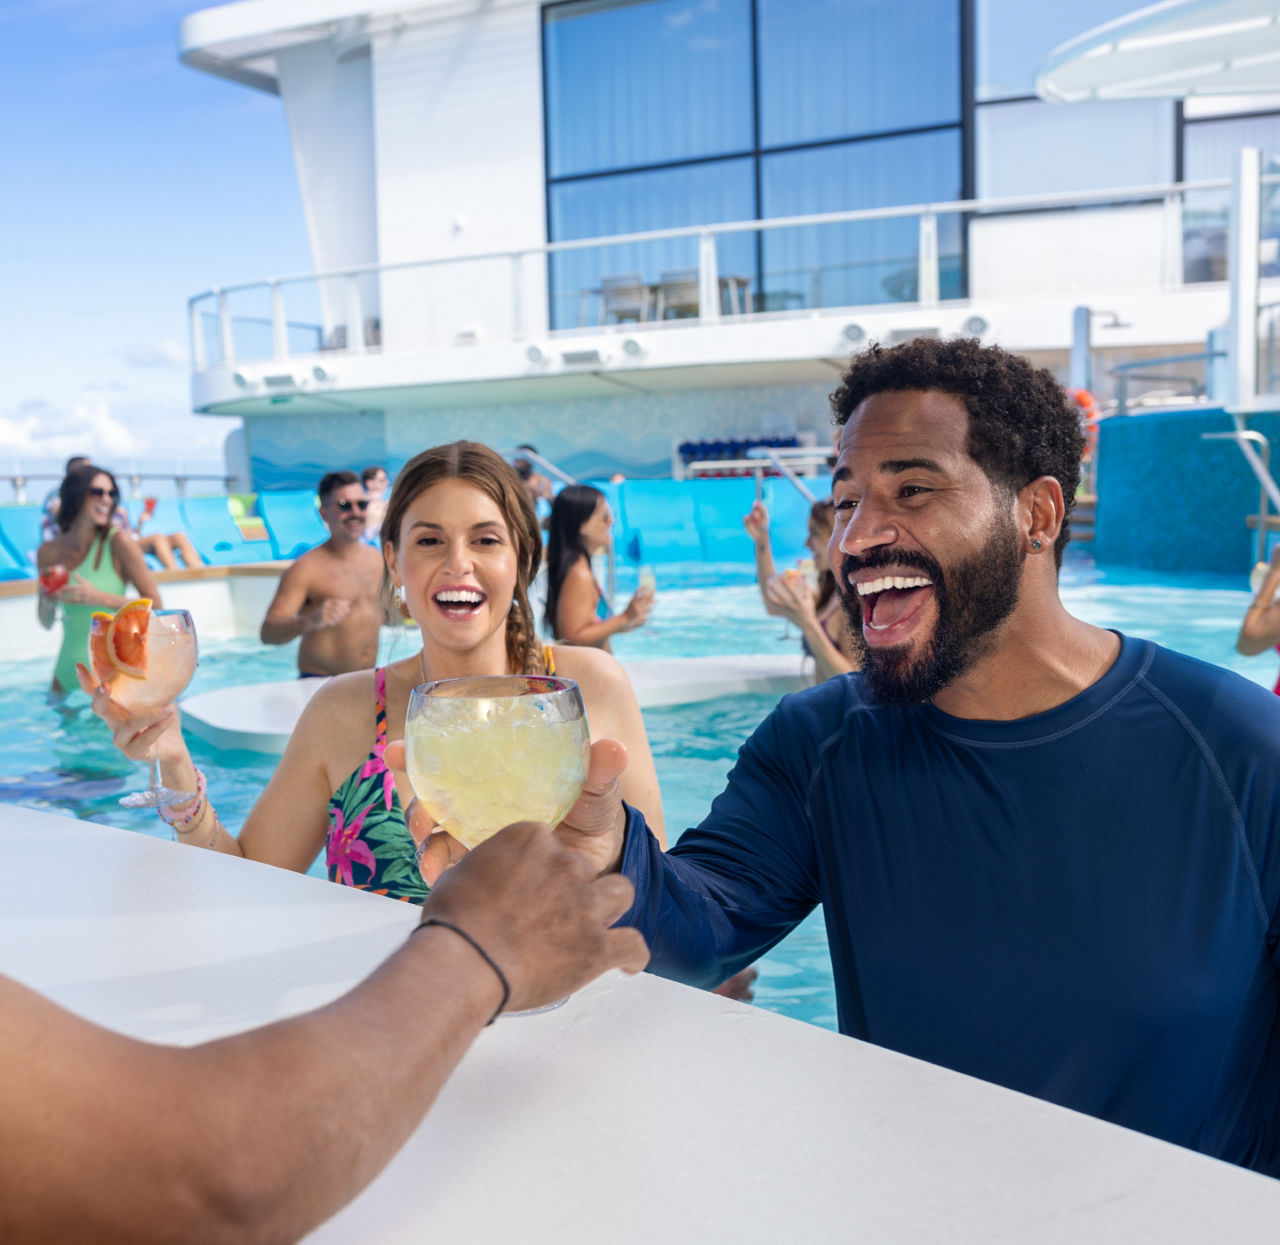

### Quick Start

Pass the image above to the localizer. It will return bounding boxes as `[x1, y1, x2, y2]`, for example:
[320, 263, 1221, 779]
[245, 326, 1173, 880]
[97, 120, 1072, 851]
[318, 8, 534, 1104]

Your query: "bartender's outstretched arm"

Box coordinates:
[0, 823, 646, 1245]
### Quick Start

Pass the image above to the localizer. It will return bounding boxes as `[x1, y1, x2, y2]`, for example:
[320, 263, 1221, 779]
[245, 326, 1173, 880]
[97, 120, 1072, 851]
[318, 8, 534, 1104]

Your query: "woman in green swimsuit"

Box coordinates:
[38, 465, 161, 695]
[82, 442, 667, 902]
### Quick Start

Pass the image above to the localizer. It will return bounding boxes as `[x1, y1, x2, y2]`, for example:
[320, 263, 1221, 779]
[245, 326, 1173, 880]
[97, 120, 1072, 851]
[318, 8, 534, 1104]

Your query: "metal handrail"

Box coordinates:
[1108, 350, 1227, 415]
[189, 171, 1280, 372]
[1203, 429, 1274, 564]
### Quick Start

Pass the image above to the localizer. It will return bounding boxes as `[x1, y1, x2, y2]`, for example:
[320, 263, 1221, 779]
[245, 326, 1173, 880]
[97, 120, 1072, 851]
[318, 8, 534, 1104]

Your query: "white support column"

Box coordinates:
[1228, 146, 1261, 408]
[270, 282, 288, 359]
[917, 212, 939, 306]
[1161, 191, 1184, 289]
[510, 252, 524, 340]
[217, 290, 234, 367]
[698, 231, 721, 324]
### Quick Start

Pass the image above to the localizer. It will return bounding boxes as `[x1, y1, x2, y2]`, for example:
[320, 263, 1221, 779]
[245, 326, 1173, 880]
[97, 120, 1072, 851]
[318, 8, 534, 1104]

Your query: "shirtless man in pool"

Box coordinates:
[260, 471, 386, 676]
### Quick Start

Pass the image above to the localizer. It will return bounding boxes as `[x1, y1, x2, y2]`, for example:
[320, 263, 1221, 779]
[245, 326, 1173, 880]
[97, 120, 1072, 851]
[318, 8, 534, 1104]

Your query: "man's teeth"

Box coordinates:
[435, 590, 483, 605]
[855, 575, 931, 596]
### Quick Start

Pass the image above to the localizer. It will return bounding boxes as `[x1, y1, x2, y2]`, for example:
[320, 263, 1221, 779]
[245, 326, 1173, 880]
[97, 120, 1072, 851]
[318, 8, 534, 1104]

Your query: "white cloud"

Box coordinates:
[0, 391, 146, 461]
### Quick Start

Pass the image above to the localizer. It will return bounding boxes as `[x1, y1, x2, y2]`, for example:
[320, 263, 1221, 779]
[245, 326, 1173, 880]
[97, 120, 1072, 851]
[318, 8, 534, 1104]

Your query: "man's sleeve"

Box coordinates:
[618, 697, 826, 988]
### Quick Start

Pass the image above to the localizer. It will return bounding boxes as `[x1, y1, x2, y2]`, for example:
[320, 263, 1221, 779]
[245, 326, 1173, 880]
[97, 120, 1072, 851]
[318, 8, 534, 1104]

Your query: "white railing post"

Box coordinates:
[1229, 147, 1262, 407]
[917, 212, 939, 306]
[1162, 191, 1184, 289]
[698, 231, 721, 324]
[270, 281, 288, 359]
[189, 299, 207, 371]
[217, 290, 235, 367]
[510, 252, 524, 340]
[346, 274, 366, 354]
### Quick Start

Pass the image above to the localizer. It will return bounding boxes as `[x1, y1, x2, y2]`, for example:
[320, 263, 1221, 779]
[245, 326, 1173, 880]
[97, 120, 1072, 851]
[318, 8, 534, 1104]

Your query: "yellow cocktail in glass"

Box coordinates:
[405, 675, 589, 850]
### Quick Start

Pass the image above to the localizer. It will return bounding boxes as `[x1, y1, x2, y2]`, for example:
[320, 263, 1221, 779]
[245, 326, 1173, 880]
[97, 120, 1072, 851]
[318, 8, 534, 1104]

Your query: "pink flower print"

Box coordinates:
[327, 805, 378, 888]
[359, 743, 396, 812]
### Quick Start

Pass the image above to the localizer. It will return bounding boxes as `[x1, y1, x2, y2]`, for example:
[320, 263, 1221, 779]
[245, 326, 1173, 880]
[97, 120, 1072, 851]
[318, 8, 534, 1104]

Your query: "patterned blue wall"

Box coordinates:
[1093, 407, 1280, 573]
[242, 382, 838, 491]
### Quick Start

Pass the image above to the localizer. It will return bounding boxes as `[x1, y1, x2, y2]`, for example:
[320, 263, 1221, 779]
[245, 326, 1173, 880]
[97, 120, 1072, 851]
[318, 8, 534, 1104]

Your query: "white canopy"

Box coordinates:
[1036, 0, 1280, 102]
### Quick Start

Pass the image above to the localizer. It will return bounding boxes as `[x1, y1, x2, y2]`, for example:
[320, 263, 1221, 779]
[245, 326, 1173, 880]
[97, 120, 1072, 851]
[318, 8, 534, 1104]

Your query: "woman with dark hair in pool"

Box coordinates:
[544, 484, 653, 651]
[37, 464, 162, 696]
[743, 496, 859, 683]
[81, 441, 667, 898]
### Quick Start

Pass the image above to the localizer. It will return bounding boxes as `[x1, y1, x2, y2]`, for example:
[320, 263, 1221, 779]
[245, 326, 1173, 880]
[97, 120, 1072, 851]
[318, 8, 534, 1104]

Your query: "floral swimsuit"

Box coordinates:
[325, 667, 428, 904]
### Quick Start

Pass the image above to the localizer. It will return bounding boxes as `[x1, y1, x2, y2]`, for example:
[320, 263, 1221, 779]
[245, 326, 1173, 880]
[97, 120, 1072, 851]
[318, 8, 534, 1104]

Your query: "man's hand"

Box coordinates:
[305, 598, 353, 632]
[418, 820, 648, 1012]
[383, 737, 631, 884]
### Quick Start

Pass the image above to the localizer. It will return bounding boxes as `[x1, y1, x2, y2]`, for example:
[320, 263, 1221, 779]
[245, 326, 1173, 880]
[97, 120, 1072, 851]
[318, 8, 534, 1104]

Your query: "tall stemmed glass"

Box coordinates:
[405, 674, 590, 1013]
[89, 607, 199, 808]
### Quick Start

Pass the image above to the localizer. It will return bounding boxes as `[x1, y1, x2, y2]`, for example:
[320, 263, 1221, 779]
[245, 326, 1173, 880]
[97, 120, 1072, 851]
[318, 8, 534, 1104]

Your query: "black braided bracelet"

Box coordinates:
[411, 918, 511, 1024]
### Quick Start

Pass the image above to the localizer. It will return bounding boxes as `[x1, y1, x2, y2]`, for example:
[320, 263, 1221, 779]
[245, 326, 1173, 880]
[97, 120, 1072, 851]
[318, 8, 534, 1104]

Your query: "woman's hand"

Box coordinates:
[73, 662, 184, 765]
[58, 573, 110, 607]
[619, 585, 654, 631]
[742, 500, 770, 545]
[763, 570, 817, 626]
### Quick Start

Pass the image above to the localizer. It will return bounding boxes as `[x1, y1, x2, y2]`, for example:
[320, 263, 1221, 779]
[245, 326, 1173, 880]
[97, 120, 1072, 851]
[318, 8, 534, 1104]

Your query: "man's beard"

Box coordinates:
[838, 513, 1023, 706]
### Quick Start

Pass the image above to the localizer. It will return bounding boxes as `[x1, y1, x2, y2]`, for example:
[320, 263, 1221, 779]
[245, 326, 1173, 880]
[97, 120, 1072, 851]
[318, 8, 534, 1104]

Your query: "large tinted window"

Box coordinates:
[549, 160, 757, 327]
[977, 98, 1173, 198]
[761, 132, 964, 308]
[757, 0, 959, 146]
[544, 0, 753, 177]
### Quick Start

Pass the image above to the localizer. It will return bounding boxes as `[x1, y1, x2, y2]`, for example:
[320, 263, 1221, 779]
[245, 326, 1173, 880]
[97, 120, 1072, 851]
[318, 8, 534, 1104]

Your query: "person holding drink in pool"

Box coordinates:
[38, 464, 163, 696]
[743, 495, 859, 682]
[544, 484, 654, 650]
[81, 441, 666, 899]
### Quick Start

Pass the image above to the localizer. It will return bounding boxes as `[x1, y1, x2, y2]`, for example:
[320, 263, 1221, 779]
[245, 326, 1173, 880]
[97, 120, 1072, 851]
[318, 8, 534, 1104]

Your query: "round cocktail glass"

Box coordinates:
[89, 608, 199, 808]
[405, 674, 590, 1015]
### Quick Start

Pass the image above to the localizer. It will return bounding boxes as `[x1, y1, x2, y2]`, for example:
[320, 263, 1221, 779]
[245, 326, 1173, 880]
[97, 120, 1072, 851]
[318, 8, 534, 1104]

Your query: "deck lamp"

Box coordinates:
[842, 322, 865, 343]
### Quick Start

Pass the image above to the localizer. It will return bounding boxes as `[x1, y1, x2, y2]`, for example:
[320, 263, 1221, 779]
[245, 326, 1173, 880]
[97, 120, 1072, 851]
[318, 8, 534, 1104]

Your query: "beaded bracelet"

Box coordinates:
[157, 767, 207, 829]
[410, 918, 511, 1024]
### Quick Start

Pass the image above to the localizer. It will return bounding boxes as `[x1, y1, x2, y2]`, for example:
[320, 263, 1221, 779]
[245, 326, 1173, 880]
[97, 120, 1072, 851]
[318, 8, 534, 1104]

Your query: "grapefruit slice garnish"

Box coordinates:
[105, 598, 152, 679]
[88, 611, 117, 686]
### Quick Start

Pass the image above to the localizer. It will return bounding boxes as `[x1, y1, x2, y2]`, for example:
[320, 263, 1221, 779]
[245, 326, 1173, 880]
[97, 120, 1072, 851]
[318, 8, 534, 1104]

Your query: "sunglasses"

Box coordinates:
[334, 498, 370, 513]
[89, 487, 119, 500]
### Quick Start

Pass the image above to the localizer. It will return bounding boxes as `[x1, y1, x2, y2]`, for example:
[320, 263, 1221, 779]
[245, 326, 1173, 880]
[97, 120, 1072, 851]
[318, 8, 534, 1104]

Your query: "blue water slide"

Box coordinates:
[613, 480, 700, 564]
[258, 490, 329, 560]
[0, 504, 46, 572]
[182, 496, 270, 566]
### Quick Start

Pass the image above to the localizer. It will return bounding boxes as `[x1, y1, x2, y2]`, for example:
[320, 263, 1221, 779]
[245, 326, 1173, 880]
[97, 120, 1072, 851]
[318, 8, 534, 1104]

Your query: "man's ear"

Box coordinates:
[1018, 476, 1065, 552]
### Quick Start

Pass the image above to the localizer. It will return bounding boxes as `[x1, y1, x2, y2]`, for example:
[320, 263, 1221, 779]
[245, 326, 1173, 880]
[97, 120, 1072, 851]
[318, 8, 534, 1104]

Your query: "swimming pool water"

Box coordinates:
[0, 551, 1269, 1035]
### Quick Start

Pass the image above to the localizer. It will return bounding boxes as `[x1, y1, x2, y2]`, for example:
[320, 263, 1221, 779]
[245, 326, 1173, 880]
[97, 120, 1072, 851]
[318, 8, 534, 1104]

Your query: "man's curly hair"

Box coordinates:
[829, 337, 1085, 566]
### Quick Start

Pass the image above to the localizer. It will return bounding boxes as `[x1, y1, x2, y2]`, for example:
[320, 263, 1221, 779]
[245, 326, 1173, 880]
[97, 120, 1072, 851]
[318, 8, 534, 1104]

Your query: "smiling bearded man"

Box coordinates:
[558, 335, 1280, 1181]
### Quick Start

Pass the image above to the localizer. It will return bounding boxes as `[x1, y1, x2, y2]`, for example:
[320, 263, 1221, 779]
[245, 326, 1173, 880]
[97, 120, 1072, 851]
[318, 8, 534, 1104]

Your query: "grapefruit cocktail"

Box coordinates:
[89, 600, 198, 807]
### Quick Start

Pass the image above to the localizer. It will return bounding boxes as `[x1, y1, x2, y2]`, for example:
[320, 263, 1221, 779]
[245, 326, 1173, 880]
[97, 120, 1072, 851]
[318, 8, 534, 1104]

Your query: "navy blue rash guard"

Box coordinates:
[620, 634, 1280, 1176]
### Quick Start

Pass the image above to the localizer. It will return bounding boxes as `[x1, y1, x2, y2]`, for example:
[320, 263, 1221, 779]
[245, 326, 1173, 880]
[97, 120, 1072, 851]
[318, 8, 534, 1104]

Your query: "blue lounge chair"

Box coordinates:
[258, 490, 329, 560]
[182, 496, 270, 566]
[0, 504, 47, 573]
[0, 535, 30, 580]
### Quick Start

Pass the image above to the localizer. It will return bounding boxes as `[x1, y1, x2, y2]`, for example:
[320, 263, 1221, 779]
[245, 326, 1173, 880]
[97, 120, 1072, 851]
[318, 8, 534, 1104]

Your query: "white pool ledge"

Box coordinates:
[182, 654, 810, 754]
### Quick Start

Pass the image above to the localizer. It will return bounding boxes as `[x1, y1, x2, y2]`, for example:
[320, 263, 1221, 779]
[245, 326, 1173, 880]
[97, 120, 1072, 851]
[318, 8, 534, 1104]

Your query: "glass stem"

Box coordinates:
[148, 756, 162, 792]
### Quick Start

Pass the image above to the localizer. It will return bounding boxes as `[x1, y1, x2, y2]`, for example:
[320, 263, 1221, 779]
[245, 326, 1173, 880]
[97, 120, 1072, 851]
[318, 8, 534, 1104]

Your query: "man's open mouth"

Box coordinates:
[855, 575, 933, 636]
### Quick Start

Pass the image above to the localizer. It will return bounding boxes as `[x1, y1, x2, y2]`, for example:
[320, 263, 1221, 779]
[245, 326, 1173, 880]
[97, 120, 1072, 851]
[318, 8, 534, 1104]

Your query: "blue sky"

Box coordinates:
[0, 0, 312, 487]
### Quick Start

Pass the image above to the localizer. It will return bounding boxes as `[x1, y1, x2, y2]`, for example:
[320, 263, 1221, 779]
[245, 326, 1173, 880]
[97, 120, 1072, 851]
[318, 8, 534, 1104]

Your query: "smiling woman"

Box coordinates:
[36, 466, 162, 697]
[82, 440, 666, 910]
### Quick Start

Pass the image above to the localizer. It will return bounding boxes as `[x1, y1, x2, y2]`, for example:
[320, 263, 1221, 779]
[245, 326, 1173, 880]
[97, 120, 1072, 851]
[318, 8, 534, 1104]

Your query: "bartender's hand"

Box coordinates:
[418, 820, 648, 1013]
[384, 737, 631, 884]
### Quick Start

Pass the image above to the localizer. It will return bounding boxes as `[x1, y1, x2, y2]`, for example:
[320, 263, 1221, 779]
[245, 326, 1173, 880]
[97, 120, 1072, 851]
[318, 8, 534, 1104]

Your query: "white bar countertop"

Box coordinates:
[182, 654, 810, 752]
[2, 805, 1279, 1243]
